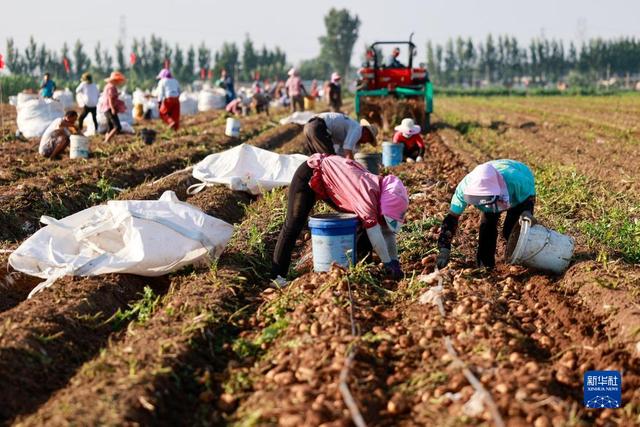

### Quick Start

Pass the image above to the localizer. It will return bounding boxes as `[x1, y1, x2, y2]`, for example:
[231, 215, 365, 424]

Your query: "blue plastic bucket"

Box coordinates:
[308, 213, 358, 272]
[382, 142, 403, 167]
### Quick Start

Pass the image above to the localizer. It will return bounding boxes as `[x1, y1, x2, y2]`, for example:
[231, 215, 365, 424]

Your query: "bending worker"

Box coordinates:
[304, 112, 378, 159]
[436, 159, 536, 269]
[272, 154, 409, 280]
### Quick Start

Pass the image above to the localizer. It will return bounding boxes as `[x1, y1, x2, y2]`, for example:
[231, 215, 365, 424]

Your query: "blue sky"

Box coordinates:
[3, 0, 639, 65]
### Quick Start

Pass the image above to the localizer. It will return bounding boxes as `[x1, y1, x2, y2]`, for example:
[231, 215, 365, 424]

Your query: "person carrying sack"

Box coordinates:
[303, 112, 378, 159]
[156, 68, 181, 131]
[436, 159, 536, 269]
[271, 154, 409, 281]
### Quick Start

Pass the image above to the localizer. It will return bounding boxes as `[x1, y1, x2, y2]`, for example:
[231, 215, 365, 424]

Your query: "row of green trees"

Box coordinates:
[427, 35, 640, 87]
[3, 7, 360, 87]
[4, 34, 289, 86]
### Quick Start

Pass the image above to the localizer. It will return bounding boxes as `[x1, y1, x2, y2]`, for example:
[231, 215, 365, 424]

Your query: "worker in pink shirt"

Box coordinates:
[285, 67, 307, 112]
[272, 154, 409, 280]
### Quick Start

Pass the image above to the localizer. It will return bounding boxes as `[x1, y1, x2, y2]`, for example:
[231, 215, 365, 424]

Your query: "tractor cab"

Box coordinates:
[355, 34, 434, 132]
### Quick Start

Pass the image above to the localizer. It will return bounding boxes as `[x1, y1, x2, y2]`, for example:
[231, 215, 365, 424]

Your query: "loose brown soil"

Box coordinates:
[4, 114, 302, 426]
[2, 101, 639, 426]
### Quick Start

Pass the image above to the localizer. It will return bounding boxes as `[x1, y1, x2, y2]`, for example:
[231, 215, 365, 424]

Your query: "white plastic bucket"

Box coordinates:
[308, 213, 358, 272]
[225, 118, 241, 137]
[508, 218, 574, 274]
[69, 135, 89, 159]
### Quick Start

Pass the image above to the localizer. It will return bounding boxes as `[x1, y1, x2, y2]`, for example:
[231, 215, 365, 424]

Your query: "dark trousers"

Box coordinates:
[303, 117, 335, 155]
[104, 110, 122, 133]
[478, 197, 535, 267]
[404, 145, 425, 160]
[271, 162, 373, 277]
[272, 163, 316, 277]
[79, 106, 98, 131]
[291, 95, 304, 112]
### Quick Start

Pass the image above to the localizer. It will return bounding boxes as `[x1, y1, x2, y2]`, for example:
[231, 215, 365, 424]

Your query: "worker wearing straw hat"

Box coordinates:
[99, 71, 127, 143]
[303, 112, 378, 160]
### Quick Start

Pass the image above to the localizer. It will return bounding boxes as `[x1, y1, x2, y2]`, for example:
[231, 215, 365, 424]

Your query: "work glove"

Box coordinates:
[416, 156, 424, 163]
[436, 248, 450, 269]
[384, 260, 403, 280]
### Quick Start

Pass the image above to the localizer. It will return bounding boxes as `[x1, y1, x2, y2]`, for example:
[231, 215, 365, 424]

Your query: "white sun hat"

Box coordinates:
[394, 118, 421, 135]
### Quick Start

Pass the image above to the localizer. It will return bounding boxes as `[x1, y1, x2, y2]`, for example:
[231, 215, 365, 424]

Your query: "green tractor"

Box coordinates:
[355, 34, 434, 133]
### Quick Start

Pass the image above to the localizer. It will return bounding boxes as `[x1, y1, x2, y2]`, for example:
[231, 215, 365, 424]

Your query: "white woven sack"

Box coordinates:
[188, 144, 308, 195]
[9, 191, 234, 298]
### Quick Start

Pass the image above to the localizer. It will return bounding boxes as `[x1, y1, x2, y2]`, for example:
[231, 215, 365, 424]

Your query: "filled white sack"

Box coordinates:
[16, 98, 64, 138]
[180, 92, 198, 116]
[53, 88, 75, 111]
[9, 191, 234, 298]
[188, 144, 308, 195]
[198, 89, 226, 111]
[279, 111, 316, 125]
[17, 92, 38, 106]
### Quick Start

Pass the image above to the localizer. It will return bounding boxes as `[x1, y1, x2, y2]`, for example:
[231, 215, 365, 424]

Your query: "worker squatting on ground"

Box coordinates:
[38, 111, 78, 159]
[303, 112, 378, 159]
[393, 118, 425, 162]
[436, 159, 536, 269]
[75, 72, 99, 132]
[156, 68, 181, 131]
[99, 71, 127, 143]
[272, 154, 409, 281]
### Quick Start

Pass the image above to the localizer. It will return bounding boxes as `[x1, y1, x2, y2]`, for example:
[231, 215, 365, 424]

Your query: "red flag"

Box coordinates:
[130, 53, 137, 66]
[0, 54, 4, 69]
[63, 57, 70, 73]
[163, 58, 170, 69]
[207, 69, 213, 79]
[200, 68, 205, 79]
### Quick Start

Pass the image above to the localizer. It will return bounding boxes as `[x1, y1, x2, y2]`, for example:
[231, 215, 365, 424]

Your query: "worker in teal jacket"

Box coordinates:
[436, 159, 536, 269]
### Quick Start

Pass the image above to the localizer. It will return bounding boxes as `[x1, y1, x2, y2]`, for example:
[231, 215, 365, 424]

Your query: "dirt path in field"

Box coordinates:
[7, 122, 303, 426]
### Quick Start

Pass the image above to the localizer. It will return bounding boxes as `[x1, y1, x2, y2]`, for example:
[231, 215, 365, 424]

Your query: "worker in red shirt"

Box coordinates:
[393, 118, 425, 163]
